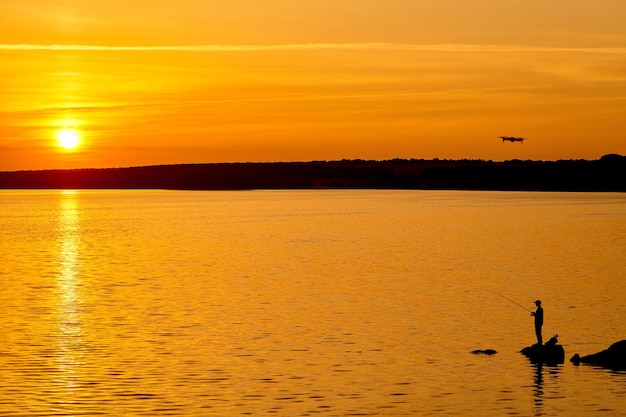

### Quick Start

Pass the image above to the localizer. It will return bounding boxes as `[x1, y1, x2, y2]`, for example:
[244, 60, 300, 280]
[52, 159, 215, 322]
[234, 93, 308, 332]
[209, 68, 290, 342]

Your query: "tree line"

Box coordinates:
[1, 155, 625, 191]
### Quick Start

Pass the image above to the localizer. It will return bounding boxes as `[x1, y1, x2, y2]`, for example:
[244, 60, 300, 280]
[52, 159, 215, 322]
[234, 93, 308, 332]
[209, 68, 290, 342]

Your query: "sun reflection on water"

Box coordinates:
[55, 190, 84, 392]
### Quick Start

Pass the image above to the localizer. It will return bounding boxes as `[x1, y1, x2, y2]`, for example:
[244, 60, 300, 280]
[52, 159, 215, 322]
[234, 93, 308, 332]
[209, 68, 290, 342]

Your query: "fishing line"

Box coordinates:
[487, 289, 533, 313]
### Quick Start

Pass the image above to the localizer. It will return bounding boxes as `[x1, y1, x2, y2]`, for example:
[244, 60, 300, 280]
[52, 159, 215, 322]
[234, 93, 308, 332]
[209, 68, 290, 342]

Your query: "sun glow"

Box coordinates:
[56, 128, 81, 150]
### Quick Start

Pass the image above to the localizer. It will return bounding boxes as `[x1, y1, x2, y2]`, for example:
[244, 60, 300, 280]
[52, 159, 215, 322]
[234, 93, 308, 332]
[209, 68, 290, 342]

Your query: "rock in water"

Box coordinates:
[570, 340, 626, 369]
[520, 335, 565, 365]
[471, 349, 497, 355]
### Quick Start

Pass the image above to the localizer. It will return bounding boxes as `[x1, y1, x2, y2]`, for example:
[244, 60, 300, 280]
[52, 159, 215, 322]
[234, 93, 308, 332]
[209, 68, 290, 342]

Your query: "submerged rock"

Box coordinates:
[520, 335, 565, 365]
[471, 349, 497, 355]
[570, 340, 626, 369]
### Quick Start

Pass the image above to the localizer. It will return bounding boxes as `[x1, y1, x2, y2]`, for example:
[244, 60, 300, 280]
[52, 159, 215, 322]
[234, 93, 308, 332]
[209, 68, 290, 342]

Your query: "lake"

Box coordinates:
[1, 190, 625, 416]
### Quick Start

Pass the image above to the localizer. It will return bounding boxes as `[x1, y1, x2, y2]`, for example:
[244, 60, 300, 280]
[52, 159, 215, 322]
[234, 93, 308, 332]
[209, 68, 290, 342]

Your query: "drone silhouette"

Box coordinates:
[500, 136, 525, 144]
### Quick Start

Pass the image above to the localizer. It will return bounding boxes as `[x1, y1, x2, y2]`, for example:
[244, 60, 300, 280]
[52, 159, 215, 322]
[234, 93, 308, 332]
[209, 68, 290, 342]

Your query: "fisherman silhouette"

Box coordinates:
[531, 300, 544, 346]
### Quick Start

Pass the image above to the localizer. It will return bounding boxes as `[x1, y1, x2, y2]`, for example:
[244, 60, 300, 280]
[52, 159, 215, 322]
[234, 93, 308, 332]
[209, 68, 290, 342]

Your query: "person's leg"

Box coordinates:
[535, 326, 542, 345]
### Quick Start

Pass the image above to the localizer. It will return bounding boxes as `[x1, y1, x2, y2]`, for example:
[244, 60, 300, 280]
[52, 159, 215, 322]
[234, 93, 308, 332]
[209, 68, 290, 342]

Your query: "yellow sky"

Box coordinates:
[1, 1, 626, 170]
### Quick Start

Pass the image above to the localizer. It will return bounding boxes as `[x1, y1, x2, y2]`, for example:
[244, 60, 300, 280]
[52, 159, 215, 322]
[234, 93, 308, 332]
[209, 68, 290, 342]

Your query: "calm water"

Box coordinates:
[1, 190, 625, 416]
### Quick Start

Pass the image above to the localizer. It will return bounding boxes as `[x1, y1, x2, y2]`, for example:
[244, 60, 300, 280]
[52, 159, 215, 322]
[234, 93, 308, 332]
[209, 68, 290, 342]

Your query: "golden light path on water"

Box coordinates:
[54, 191, 84, 407]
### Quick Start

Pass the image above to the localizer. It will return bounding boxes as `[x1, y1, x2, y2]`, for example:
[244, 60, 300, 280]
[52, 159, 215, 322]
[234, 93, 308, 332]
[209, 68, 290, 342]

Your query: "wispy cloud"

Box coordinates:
[1, 43, 625, 54]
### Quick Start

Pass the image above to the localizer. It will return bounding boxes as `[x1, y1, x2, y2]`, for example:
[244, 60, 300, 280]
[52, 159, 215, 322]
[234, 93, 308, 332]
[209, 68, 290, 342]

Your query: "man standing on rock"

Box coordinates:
[531, 300, 543, 345]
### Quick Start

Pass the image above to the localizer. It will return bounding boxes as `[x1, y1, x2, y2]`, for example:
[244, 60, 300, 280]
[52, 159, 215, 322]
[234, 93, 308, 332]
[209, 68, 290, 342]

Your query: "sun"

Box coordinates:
[56, 128, 81, 150]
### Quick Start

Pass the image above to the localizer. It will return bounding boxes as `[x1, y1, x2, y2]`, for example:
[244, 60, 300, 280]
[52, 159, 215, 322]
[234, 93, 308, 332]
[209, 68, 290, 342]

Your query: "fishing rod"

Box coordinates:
[488, 290, 533, 313]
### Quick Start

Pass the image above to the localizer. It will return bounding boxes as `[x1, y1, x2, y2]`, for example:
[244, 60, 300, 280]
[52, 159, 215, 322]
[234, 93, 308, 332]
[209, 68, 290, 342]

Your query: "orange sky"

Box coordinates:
[1, 1, 626, 170]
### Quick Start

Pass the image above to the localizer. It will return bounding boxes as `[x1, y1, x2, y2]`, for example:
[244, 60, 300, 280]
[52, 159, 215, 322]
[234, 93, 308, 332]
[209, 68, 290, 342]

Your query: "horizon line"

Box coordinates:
[2, 154, 624, 174]
[2, 42, 626, 54]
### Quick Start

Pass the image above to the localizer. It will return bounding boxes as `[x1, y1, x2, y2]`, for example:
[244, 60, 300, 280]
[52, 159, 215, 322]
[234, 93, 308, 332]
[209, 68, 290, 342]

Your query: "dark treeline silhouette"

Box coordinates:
[1, 154, 625, 191]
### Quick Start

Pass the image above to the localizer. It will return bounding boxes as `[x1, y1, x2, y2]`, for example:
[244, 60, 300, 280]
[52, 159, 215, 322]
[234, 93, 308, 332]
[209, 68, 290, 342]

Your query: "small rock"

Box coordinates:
[471, 349, 497, 355]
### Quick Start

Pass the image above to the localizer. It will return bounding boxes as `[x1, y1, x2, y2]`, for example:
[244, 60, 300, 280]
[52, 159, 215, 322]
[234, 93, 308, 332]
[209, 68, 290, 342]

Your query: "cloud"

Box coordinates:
[1, 43, 625, 54]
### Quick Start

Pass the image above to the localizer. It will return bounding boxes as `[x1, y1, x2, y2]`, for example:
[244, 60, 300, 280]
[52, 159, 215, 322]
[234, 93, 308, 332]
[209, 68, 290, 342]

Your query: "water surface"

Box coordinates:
[1, 190, 625, 416]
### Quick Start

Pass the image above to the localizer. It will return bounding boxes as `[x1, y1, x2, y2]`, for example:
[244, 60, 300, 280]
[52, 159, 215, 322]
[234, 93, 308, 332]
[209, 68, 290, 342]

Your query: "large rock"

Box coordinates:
[520, 335, 565, 365]
[570, 340, 626, 369]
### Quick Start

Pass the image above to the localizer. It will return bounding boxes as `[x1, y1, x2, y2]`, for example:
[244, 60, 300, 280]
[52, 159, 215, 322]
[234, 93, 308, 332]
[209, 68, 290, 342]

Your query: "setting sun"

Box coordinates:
[56, 128, 81, 150]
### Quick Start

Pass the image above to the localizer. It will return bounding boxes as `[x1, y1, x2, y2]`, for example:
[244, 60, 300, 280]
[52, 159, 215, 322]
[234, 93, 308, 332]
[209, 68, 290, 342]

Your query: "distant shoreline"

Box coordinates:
[1, 155, 625, 191]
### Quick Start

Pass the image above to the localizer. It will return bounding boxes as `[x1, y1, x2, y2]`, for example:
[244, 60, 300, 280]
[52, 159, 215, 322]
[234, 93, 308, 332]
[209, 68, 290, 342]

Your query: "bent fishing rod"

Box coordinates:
[488, 290, 533, 313]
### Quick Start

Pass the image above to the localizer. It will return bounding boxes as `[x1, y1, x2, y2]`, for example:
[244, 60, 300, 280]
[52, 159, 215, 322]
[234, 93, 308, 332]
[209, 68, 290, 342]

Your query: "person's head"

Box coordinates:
[535, 300, 542, 306]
